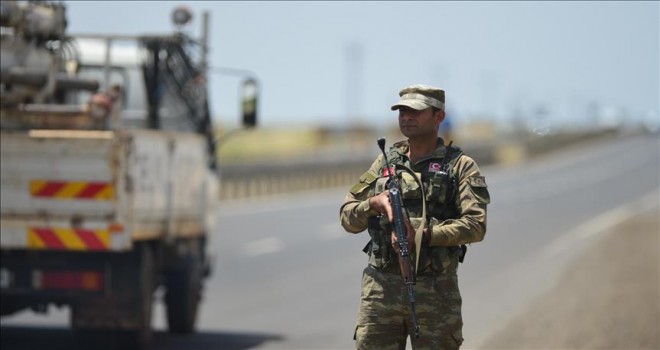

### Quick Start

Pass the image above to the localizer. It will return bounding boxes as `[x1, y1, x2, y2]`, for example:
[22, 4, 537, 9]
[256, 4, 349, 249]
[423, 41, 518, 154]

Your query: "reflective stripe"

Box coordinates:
[30, 180, 114, 200]
[27, 227, 110, 251]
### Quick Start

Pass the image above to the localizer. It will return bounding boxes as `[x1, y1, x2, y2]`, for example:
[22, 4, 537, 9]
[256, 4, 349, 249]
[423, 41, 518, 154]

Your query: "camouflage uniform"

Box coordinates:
[340, 85, 490, 350]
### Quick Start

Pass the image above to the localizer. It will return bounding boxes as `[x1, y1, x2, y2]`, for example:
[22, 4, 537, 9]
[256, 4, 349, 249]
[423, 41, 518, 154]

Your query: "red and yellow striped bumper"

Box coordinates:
[30, 180, 114, 200]
[27, 227, 111, 251]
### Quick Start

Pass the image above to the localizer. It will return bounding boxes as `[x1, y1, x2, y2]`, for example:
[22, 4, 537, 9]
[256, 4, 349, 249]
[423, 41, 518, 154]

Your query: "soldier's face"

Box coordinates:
[398, 106, 443, 138]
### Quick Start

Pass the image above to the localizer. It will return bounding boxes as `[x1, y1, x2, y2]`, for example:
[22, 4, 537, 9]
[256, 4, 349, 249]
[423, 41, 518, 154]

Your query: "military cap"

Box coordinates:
[391, 84, 445, 111]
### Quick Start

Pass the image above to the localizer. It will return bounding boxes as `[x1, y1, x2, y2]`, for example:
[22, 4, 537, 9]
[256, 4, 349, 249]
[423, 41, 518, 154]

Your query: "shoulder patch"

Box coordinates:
[350, 171, 377, 195]
[468, 175, 487, 188]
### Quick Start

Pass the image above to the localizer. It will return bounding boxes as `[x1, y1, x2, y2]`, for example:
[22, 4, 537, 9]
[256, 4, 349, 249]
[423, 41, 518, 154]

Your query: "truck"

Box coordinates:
[0, 2, 257, 348]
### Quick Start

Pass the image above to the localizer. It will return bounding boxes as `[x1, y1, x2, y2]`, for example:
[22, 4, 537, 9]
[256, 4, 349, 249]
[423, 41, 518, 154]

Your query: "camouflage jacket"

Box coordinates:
[339, 138, 490, 273]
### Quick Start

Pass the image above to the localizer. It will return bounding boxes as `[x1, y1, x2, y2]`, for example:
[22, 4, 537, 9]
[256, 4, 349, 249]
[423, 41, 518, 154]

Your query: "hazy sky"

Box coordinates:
[65, 1, 659, 129]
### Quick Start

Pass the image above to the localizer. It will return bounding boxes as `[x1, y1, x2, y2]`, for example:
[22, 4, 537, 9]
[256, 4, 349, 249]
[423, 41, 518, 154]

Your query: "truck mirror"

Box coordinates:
[241, 78, 258, 128]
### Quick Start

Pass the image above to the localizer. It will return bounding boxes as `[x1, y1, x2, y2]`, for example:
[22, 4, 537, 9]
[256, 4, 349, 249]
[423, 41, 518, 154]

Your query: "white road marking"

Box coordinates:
[319, 222, 346, 240]
[542, 188, 659, 259]
[469, 188, 660, 348]
[243, 236, 284, 257]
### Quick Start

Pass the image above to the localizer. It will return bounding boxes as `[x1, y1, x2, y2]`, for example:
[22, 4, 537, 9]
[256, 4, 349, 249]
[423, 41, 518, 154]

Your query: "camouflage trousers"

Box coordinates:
[354, 266, 464, 350]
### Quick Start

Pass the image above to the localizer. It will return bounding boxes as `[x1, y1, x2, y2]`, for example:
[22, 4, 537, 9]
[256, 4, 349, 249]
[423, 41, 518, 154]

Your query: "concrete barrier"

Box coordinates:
[218, 130, 618, 200]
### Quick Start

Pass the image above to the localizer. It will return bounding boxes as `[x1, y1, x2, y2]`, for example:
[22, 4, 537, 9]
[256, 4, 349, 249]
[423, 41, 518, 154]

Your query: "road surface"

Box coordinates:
[2, 132, 658, 349]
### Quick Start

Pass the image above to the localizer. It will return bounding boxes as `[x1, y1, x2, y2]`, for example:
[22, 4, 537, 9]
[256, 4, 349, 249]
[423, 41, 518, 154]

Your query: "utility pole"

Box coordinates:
[345, 41, 364, 122]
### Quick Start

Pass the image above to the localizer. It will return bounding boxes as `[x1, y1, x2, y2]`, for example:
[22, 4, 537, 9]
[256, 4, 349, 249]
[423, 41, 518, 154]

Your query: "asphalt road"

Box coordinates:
[2, 132, 658, 350]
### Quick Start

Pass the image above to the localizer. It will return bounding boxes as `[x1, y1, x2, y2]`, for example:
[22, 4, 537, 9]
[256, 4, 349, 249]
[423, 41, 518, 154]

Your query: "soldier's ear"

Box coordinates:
[436, 110, 445, 124]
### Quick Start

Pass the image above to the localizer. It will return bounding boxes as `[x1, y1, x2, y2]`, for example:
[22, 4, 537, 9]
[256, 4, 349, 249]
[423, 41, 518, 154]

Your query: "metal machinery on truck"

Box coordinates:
[0, 2, 258, 348]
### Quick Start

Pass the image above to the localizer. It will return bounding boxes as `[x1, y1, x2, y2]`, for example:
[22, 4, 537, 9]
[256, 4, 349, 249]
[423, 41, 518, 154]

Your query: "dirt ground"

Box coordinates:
[483, 207, 660, 349]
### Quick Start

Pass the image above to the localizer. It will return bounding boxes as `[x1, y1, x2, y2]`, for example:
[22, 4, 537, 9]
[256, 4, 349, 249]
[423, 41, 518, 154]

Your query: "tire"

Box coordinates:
[74, 245, 155, 350]
[122, 244, 155, 349]
[165, 253, 202, 334]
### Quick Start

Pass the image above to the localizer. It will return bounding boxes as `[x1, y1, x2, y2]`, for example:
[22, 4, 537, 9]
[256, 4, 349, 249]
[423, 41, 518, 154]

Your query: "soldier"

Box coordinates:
[340, 84, 490, 349]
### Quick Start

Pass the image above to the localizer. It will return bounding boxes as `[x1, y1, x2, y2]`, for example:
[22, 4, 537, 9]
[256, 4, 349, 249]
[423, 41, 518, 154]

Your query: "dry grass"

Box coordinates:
[216, 128, 321, 162]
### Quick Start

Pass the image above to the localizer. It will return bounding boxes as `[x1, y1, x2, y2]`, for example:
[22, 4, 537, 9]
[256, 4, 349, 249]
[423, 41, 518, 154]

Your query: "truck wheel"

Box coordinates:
[165, 254, 202, 334]
[74, 245, 155, 350]
[122, 244, 155, 349]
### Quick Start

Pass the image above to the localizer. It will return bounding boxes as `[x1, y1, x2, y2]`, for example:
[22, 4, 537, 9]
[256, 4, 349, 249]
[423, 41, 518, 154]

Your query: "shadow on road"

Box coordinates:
[0, 325, 284, 350]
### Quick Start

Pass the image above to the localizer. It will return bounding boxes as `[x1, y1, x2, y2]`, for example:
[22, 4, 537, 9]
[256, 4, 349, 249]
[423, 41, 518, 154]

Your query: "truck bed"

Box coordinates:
[1, 128, 215, 252]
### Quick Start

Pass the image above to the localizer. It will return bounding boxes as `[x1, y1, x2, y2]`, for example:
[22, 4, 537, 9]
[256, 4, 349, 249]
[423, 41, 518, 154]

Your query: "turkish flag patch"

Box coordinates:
[383, 167, 394, 177]
[428, 162, 442, 172]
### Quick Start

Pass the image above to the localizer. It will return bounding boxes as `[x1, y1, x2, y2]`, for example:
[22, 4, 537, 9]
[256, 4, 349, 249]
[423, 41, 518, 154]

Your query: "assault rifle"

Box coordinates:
[377, 137, 420, 338]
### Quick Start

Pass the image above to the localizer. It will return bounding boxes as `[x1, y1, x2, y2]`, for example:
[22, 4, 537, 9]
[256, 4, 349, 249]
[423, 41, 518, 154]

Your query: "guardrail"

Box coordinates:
[218, 156, 369, 199]
[218, 130, 620, 200]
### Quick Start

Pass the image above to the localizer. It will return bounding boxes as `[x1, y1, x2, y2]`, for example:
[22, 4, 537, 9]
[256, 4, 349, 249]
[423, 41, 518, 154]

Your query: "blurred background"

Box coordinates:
[1, 1, 658, 350]
[69, 1, 659, 164]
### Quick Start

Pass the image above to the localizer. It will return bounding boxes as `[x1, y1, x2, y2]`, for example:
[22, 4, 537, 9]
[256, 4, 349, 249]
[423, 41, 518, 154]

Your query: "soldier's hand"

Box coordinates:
[369, 191, 392, 221]
[423, 226, 432, 245]
[391, 217, 416, 254]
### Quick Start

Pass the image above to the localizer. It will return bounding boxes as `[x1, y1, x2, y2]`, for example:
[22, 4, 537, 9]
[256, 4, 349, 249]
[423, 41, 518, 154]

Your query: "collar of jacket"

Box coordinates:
[390, 138, 449, 163]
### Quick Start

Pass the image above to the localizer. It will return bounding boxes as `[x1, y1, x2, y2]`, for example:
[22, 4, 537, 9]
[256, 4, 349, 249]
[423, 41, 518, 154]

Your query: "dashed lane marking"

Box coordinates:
[319, 222, 346, 240]
[243, 237, 284, 257]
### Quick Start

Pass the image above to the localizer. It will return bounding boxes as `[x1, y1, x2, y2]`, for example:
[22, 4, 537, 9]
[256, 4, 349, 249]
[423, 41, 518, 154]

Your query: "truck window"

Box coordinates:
[73, 65, 148, 128]
[71, 37, 204, 133]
